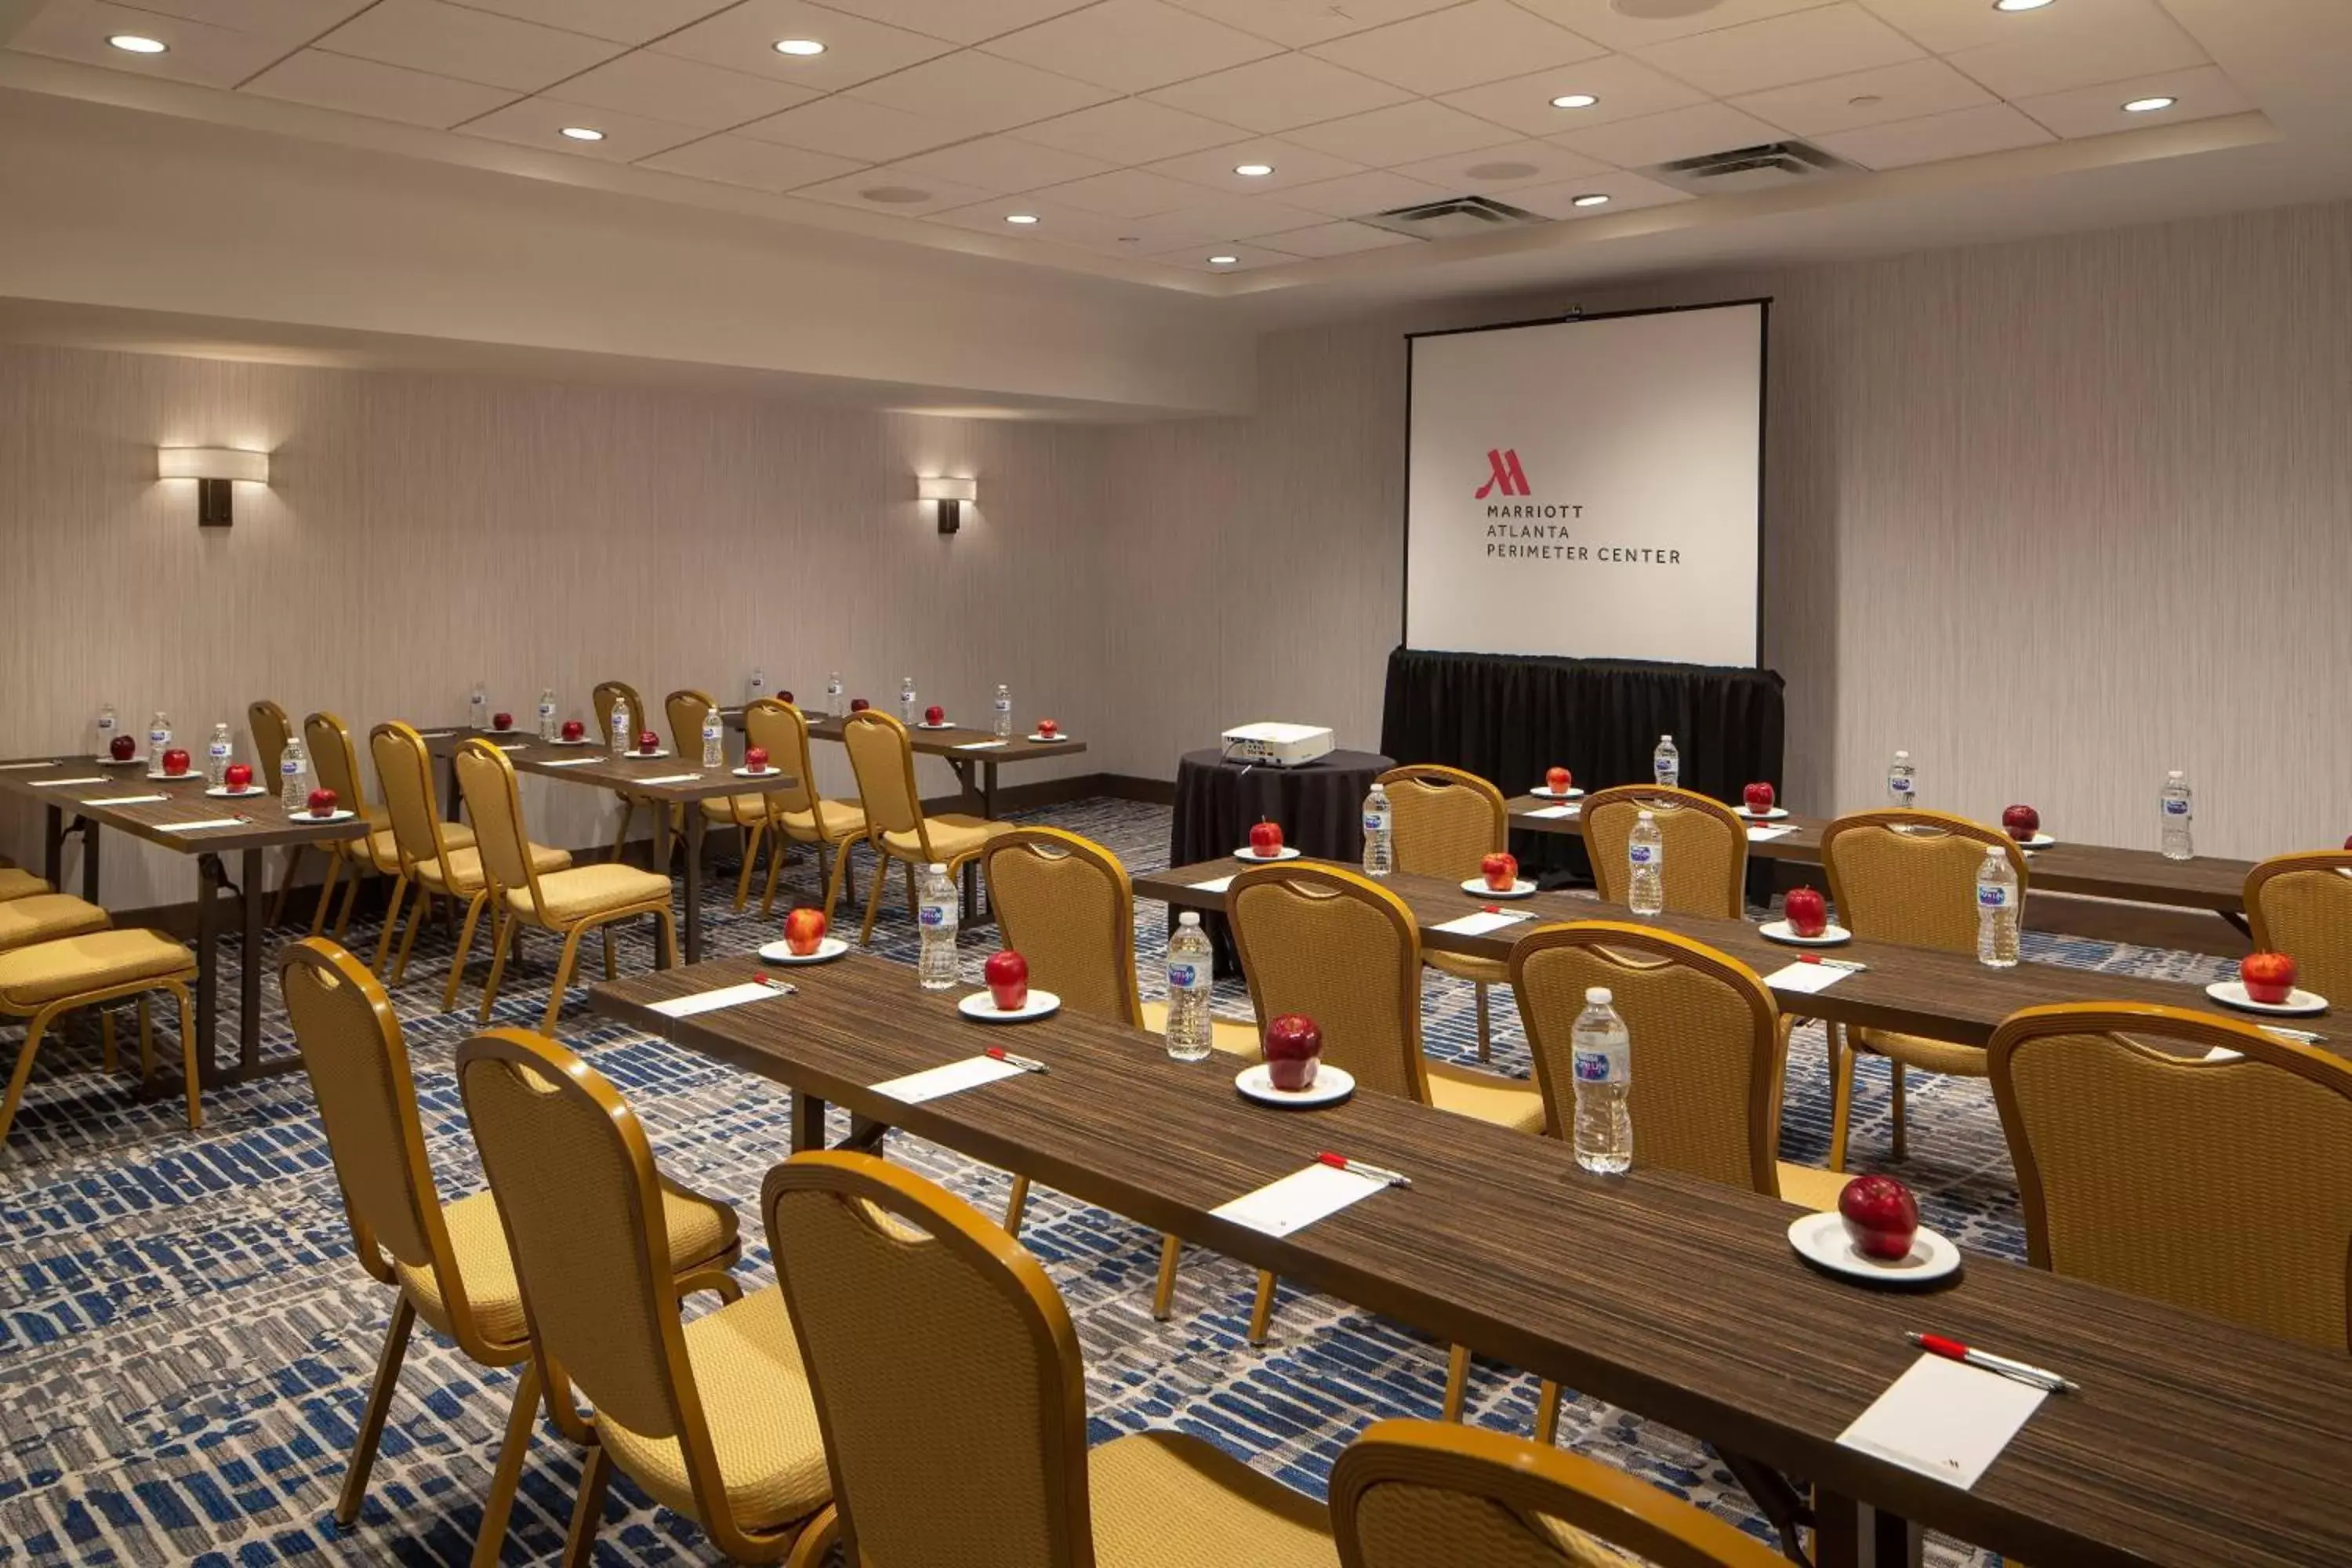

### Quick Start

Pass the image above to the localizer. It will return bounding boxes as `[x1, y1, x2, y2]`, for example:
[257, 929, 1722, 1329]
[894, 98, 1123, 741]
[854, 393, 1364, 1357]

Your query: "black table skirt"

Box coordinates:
[1378, 646, 1785, 885]
[1170, 746, 1392, 977]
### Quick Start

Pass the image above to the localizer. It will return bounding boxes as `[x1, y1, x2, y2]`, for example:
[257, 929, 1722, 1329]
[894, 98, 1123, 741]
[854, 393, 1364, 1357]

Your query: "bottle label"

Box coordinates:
[1628, 844, 1658, 866]
[1363, 811, 1388, 833]
[539, 701, 555, 717]
[2162, 797, 2190, 816]
[151, 728, 169, 746]
[1573, 1047, 1621, 1083]
[1653, 764, 1675, 784]
[1977, 885, 2010, 910]
[282, 758, 300, 777]
[1169, 960, 1205, 991]
[919, 900, 954, 931]
[995, 698, 1011, 713]
[209, 742, 230, 760]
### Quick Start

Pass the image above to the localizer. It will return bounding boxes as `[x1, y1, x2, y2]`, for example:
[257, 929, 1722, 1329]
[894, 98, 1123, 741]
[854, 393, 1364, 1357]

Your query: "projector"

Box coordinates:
[1221, 722, 1334, 768]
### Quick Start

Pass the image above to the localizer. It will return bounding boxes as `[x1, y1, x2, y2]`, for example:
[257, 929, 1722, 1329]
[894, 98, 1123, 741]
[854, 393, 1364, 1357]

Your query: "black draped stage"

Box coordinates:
[1377, 647, 1787, 880]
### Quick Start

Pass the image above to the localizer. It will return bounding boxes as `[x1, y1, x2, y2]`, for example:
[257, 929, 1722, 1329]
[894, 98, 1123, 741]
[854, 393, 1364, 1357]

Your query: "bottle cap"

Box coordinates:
[1983, 844, 2005, 857]
[2167, 769, 2183, 780]
[1660, 734, 1672, 743]
[928, 862, 946, 874]
[1585, 986, 1613, 1005]
[1637, 809, 1655, 820]
[1178, 911, 1200, 926]
[1895, 750, 1910, 760]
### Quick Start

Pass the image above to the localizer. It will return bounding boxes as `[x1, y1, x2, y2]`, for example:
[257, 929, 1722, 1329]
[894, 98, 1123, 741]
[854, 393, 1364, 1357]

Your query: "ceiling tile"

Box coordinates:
[241, 48, 520, 127]
[734, 94, 965, 160]
[797, 0, 1097, 45]
[1159, 0, 1465, 49]
[1858, 0, 2180, 57]
[312, 0, 625, 92]
[638, 132, 871, 190]
[1010, 97, 1246, 164]
[554, 51, 820, 132]
[1144, 52, 1410, 133]
[1547, 100, 1787, 167]
[1032, 166, 1213, 217]
[1394, 138, 1606, 193]
[1308, 0, 1606, 95]
[1283, 100, 1519, 166]
[1109, 193, 1323, 245]
[92, 0, 372, 36]
[1506, 168, 1690, 218]
[1632, 4, 1922, 97]
[2010, 65, 2249, 140]
[981, 0, 1280, 93]
[1146, 136, 1366, 194]
[1145, 239, 1295, 271]
[1254, 220, 1417, 257]
[1813, 102, 2053, 169]
[1275, 168, 1454, 217]
[1436, 53, 1708, 138]
[649, 0, 956, 90]
[12, 0, 313, 87]
[1732, 56, 1991, 137]
[844, 49, 1116, 138]
[456, 95, 709, 159]
[443, 0, 738, 45]
[1938, 3, 2208, 100]
[923, 195, 1135, 245]
[791, 165, 1000, 212]
[891, 132, 1114, 194]
[1512, 0, 1842, 53]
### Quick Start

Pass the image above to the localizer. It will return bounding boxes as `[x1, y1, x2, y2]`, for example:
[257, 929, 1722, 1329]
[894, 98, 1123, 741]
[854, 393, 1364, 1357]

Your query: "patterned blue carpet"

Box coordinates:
[0, 799, 2234, 1566]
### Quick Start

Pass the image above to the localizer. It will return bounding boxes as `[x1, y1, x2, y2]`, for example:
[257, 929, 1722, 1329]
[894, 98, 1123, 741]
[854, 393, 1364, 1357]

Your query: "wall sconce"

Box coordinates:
[158, 447, 270, 527]
[917, 475, 976, 535]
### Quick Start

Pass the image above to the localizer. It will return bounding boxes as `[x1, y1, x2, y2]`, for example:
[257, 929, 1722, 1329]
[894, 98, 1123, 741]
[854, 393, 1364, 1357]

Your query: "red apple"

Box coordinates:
[307, 786, 338, 818]
[850, 698, 870, 713]
[162, 748, 191, 777]
[1482, 851, 1519, 891]
[561, 718, 585, 742]
[1838, 1174, 1919, 1263]
[2002, 804, 2040, 840]
[1784, 886, 1829, 938]
[492, 711, 513, 731]
[985, 948, 1029, 1011]
[637, 729, 659, 754]
[1038, 718, 1060, 738]
[2241, 951, 2298, 1005]
[782, 906, 827, 957]
[1265, 1013, 1322, 1091]
[925, 704, 946, 726]
[779, 690, 794, 705]
[1248, 819, 1283, 858]
[2342, 834, 2351, 851]
[745, 746, 770, 773]
[1744, 782, 1775, 814]
[1546, 766, 1571, 793]
[109, 734, 137, 761]
[223, 762, 253, 791]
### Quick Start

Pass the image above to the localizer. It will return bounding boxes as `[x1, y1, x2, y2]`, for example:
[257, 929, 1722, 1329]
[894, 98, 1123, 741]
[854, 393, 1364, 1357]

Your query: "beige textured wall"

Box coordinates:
[0, 345, 1109, 909]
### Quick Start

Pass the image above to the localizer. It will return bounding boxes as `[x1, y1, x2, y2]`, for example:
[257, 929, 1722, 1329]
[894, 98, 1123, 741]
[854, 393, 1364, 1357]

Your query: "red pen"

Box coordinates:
[753, 974, 797, 995]
[1907, 1332, 2075, 1392]
[985, 1047, 1047, 1073]
[1316, 1150, 1411, 1189]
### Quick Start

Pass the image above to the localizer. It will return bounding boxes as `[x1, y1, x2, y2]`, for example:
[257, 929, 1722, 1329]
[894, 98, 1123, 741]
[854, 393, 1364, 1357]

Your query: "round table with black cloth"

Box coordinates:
[1170, 747, 1392, 977]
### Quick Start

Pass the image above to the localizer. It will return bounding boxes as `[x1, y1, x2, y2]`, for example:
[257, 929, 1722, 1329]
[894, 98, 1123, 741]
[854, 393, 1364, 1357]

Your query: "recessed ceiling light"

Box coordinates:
[2122, 95, 2176, 112]
[775, 38, 826, 55]
[1207, 254, 1240, 265]
[1005, 213, 1039, 224]
[560, 126, 605, 141]
[1551, 93, 1598, 109]
[1570, 193, 1611, 208]
[107, 33, 168, 53]
[1233, 162, 1274, 177]
[1992, 0, 2054, 11]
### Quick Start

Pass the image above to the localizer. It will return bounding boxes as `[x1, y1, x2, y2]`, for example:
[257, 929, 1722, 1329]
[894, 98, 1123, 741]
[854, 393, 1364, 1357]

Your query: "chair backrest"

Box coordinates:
[369, 721, 459, 877]
[1580, 786, 1748, 918]
[741, 698, 818, 815]
[1988, 1002, 2352, 1352]
[1377, 765, 1507, 881]
[664, 688, 716, 758]
[1332, 1420, 1784, 1568]
[1229, 864, 1425, 1104]
[982, 829, 1143, 1027]
[1510, 922, 1783, 1198]
[249, 699, 293, 774]
[593, 680, 646, 743]
[303, 710, 368, 811]
[2246, 851, 2352, 1007]
[1821, 810, 2027, 956]
[452, 739, 549, 907]
[841, 710, 925, 842]
[764, 1150, 1097, 1568]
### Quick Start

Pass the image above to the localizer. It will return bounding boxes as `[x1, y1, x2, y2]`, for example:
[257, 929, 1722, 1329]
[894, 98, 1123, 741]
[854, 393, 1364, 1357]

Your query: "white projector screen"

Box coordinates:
[1404, 300, 1766, 667]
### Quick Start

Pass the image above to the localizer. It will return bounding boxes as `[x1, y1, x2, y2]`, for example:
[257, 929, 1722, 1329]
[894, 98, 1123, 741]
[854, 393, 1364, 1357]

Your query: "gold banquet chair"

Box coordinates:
[1380, 764, 1515, 1061]
[0, 858, 53, 902]
[1821, 809, 2029, 1168]
[1332, 1420, 1784, 1568]
[456, 1029, 831, 1566]
[0, 893, 110, 952]
[982, 827, 1258, 1319]
[1579, 784, 1749, 919]
[453, 739, 677, 1030]
[0, 930, 198, 1145]
[2246, 850, 2352, 1007]
[280, 941, 743, 1563]
[369, 722, 532, 1008]
[840, 709, 1010, 946]
[743, 698, 867, 922]
[763, 1149, 1338, 1568]
[1990, 1001, 2352, 1352]
[1231, 863, 1543, 1345]
[593, 678, 674, 865]
[252, 697, 322, 927]
[303, 710, 393, 941]
[666, 686, 769, 910]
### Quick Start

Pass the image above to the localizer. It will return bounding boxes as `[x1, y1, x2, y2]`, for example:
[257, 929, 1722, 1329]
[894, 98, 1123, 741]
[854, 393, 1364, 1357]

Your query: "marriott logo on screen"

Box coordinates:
[1473, 448, 1531, 499]
[1468, 446, 1682, 565]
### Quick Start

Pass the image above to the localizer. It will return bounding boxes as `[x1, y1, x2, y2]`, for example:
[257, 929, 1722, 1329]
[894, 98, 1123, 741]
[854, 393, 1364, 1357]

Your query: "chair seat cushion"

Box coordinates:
[1853, 1027, 1988, 1077]
[1425, 1061, 1547, 1134]
[779, 799, 864, 842]
[1091, 1431, 1336, 1568]
[1138, 1000, 1260, 1058]
[1426, 950, 1508, 984]
[397, 1177, 739, 1349]
[512, 862, 672, 926]
[701, 793, 772, 822]
[1774, 1161, 1851, 1214]
[0, 895, 110, 953]
[880, 815, 1010, 864]
[358, 820, 474, 873]
[419, 840, 568, 895]
[598, 1286, 831, 1533]
[0, 930, 194, 1011]
[0, 866, 53, 902]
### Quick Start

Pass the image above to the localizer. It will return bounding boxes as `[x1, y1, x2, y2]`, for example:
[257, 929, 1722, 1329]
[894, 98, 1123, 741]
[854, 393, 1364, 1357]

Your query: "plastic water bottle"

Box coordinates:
[469, 681, 487, 732]
[1888, 750, 1917, 810]
[748, 666, 767, 706]
[916, 862, 959, 989]
[1652, 734, 1679, 789]
[147, 711, 172, 771]
[700, 705, 724, 770]
[1571, 986, 1632, 1175]
[96, 703, 118, 759]
[1361, 782, 1392, 877]
[993, 683, 1013, 740]
[898, 677, 919, 726]
[608, 695, 632, 755]
[537, 688, 557, 742]
[826, 671, 844, 717]
[1164, 913, 1214, 1062]
[2161, 770, 2194, 860]
[279, 736, 309, 814]
[1976, 844, 2019, 967]
[205, 722, 233, 786]
[1627, 809, 1664, 916]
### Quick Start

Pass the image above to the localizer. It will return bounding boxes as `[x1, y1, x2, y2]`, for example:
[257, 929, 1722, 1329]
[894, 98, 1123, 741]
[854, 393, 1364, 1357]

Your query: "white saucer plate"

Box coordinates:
[1028, 733, 1070, 743]
[146, 771, 201, 782]
[2010, 832, 2056, 848]
[1759, 920, 1853, 946]
[915, 721, 956, 730]
[1529, 786, 1584, 800]
[205, 786, 270, 799]
[1234, 845, 1302, 862]
[1739, 806, 1791, 821]
[733, 766, 782, 779]
[1461, 877, 1537, 898]
[295, 808, 359, 824]
[1787, 1210, 1961, 1287]
[756, 936, 850, 965]
[2206, 979, 2328, 1017]
[550, 737, 593, 746]
[957, 988, 1061, 1022]
[96, 755, 143, 765]
[1236, 1062, 1356, 1109]
[628, 749, 672, 760]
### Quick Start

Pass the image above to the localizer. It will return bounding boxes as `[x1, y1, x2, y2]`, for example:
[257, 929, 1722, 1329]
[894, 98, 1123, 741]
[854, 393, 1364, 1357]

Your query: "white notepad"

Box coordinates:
[869, 1055, 1026, 1105]
[31, 777, 106, 787]
[1838, 1354, 2047, 1490]
[649, 981, 784, 1018]
[1212, 1162, 1389, 1239]
[1765, 960, 1853, 996]
[1747, 824, 1798, 842]
[416, 731, 455, 739]
[1190, 874, 1236, 895]
[630, 772, 704, 786]
[1526, 804, 1580, 819]
[0, 760, 60, 770]
[1431, 909, 1538, 938]
[158, 818, 248, 833]
[954, 740, 1008, 751]
[538, 757, 600, 768]
[82, 794, 169, 806]
[494, 742, 528, 752]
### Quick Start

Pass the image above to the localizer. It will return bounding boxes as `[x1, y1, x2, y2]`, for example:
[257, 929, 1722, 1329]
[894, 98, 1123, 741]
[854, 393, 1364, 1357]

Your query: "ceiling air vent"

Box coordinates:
[1358, 194, 1548, 241]
[1647, 140, 1855, 195]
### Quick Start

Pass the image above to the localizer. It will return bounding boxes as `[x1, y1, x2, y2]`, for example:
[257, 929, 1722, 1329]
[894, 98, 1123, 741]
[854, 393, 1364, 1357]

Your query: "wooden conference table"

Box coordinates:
[0, 753, 368, 1085]
[593, 952, 2352, 1568]
[1507, 796, 2258, 930]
